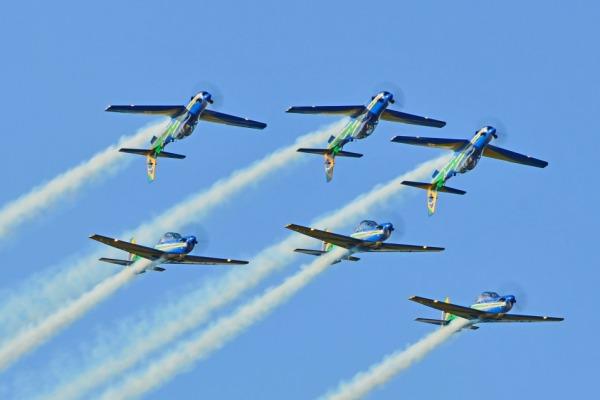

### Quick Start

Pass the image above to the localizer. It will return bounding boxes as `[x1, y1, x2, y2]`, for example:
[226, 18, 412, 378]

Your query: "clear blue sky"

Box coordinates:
[0, 1, 598, 398]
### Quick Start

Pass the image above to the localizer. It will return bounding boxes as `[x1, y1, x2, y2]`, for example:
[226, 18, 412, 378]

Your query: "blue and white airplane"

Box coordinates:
[286, 91, 446, 182]
[90, 232, 248, 272]
[410, 292, 563, 331]
[285, 220, 444, 263]
[106, 92, 267, 182]
[391, 126, 548, 215]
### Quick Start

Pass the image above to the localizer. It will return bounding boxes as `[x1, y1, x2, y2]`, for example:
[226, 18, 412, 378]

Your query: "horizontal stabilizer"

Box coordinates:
[391, 135, 468, 150]
[382, 109, 446, 128]
[401, 181, 466, 195]
[286, 105, 365, 117]
[106, 105, 186, 117]
[297, 148, 330, 155]
[99, 257, 133, 266]
[482, 144, 548, 168]
[119, 148, 186, 159]
[200, 109, 266, 129]
[336, 150, 363, 158]
[294, 249, 361, 261]
[296, 148, 363, 158]
[415, 318, 479, 330]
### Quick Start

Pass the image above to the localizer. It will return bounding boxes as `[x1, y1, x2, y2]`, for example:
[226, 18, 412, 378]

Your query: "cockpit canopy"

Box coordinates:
[158, 232, 183, 244]
[475, 291, 499, 303]
[353, 220, 378, 232]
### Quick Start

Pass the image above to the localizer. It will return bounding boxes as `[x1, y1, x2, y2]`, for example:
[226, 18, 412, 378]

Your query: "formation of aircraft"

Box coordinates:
[391, 125, 548, 215]
[106, 91, 267, 182]
[286, 91, 446, 182]
[285, 220, 444, 263]
[89, 232, 248, 273]
[98, 91, 562, 337]
[410, 291, 563, 330]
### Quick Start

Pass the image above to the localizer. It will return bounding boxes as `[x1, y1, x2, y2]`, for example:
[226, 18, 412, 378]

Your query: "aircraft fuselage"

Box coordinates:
[327, 91, 394, 154]
[150, 93, 212, 155]
[432, 126, 497, 188]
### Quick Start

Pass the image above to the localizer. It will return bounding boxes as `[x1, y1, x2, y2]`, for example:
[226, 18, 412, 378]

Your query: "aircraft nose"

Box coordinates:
[187, 235, 198, 245]
[487, 126, 498, 139]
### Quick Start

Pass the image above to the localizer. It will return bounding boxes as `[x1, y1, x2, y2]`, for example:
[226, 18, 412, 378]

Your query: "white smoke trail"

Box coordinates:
[0, 121, 344, 369]
[320, 318, 471, 400]
[0, 259, 153, 373]
[0, 120, 168, 239]
[100, 248, 349, 400]
[79, 154, 452, 400]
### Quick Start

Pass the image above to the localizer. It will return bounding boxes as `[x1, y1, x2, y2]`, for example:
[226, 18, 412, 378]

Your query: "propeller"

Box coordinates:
[187, 224, 210, 253]
[499, 281, 528, 312]
[376, 211, 406, 239]
[478, 116, 509, 145]
[372, 81, 405, 108]
[191, 81, 224, 109]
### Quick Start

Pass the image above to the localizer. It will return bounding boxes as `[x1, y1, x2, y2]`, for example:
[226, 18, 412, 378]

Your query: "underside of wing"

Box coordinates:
[484, 313, 564, 323]
[391, 136, 469, 150]
[199, 109, 267, 129]
[98, 258, 134, 266]
[482, 145, 548, 168]
[286, 105, 365, 117]
[370, 242, 445, 252]
[409, 296, 483, 320]
[105, 105, 186, 117]
[89, 234, 164, 261]
[285, 224, 363, 249]
[381, 109, 446, 128]
[171, 254, 249, 265]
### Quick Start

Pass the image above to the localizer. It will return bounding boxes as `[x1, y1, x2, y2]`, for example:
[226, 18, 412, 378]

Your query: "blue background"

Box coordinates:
[0, 1, 597, 399]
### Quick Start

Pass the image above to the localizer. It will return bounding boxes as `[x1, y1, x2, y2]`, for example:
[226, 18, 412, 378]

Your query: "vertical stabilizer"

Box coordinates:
[321, 228, 333, 252]
[324, 154, 335, 182]
[146, 155, 157, 182]
[128, 238, 140, 264]
[427, 187, 438, 216]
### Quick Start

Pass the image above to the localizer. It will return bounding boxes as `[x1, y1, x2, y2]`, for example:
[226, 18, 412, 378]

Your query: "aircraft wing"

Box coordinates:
[414, 318, 480, 330]
[105, 105, 187, 117]
[482, 144, 548, 168]
[483, 314, 564, 323]
[391, 136, 469, 150]
[286, 105, 365, 117]
[89, 234, 164, 261]
[409, 296, 484, 320]
[369, 243, 445, 252]
[169, 254, 248, 265]
[199, 109, 267, 129]
[381, 109, 446, 128]
[285, 224, 363, 249]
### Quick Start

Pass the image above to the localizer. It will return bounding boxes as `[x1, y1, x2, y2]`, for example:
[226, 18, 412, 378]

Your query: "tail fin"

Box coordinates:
[401, 181, 466, 195]
[146, 155, 157, 182]
[324, 154, 335, 182]
[401, 181, 466, 216]
[128, 238, 140, 263]
[441, 297, 455, 324]
[322, 228, 333, 252]
[427, 187, 438, 216]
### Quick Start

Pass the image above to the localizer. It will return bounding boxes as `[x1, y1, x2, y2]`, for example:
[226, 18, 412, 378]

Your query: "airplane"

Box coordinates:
[106, 92, 267, 182]
[390, 125, 548, 215]
[286, 91, 446, 182]
[89, 231, 248, 273]
[410, 291, 563, 331]
[285, 220, 444, 263]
